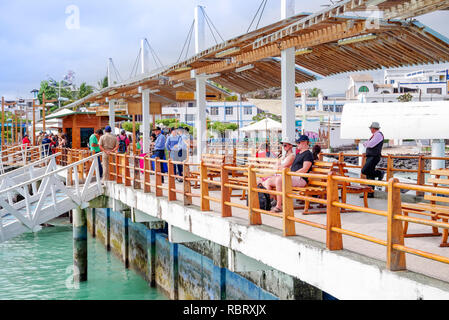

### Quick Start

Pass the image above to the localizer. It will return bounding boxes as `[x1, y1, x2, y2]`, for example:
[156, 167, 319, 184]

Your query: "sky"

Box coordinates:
[1, 0, 449, 100]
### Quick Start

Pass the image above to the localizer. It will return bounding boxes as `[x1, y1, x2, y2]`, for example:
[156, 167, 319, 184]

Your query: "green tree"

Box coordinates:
[78, 82, 94, 99]
[397, 93, 413, 102]
[225, 95, 238, 102]
[121, 122, 141, 133]
[210, 121, 238, 138]
[97, 76, 108, 90]
[155, 118, 193, 133]
[37, 81, 58, 105]
[308, 88, 322, 98]
[252, 112, 281, 123]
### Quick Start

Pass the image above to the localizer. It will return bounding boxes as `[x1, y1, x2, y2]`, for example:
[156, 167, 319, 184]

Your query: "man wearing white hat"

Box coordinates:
[362, 122, 385, 196]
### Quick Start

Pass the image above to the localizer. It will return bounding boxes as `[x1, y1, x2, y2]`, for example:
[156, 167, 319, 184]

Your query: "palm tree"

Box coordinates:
[97, 76, 108, 91]
[308, 88, 322, 98]
[78, 82, 94, 99]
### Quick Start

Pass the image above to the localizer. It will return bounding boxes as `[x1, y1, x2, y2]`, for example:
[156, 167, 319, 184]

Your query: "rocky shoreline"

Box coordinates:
[326, 153, 449, 171]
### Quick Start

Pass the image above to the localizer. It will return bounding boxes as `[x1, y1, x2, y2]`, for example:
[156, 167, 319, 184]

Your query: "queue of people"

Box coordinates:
[27, 131, 69, 157]
[86, 125, 191, 183]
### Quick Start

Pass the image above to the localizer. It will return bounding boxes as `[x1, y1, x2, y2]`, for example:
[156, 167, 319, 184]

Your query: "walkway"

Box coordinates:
[0, 152, 103, 243]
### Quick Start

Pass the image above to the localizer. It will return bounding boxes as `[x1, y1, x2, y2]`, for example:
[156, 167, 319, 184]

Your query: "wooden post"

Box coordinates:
[361, 153, 367, 179]
[1, 96, 4, 150]
[132, 115, 136, 155]
[326, 172, 343, 250]
[124, 155, 131, 187]
[386, 178, 406, 271]
[386, 154, 393, 181]
[248, 165, 262, 225]
[108, 153, 114, 182]
[32, 99, 36, 146]
[183, 162, 192, 206]
[155, 158, 162, 197]
[133, 156, 141, 190]
[221, 165, 232, 217]
[116, 153, 122, 184]
[67, 151, 73, 186]
[282, 168, 295, 236]
[42, 93, 46, 133]
[144, 156, 151, 193]
[416, 155, 425, 197]
[338, 152, 343, 163]
[168, 159, 176, 201]
[200, 161, 210, 211]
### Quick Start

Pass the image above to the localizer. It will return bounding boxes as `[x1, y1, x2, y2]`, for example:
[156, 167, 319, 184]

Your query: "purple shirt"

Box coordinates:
[363, 131, 383, 148]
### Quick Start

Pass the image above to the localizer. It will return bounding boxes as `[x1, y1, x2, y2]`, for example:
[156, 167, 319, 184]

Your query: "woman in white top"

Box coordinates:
[261, 138, 296, 190]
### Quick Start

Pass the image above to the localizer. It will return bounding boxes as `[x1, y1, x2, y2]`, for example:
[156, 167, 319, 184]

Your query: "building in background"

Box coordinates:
[162, 101, 263, 127]
[346, 68, 449, 103]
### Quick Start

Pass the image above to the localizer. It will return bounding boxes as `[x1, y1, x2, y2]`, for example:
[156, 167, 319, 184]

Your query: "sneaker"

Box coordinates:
[378, 171, 385, 181]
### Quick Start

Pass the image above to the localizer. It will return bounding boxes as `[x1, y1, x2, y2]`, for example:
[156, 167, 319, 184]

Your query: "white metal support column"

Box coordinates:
[194, 6, 205, 54]
[141, 88, 151, 154]
[107, 58, 115, 130]
[301, 89, 307, 135]
[107, 98, 115, 130]
[194, 5, 206, 162]
[196, 76, 207, 162]
[281, 0, 296, 143]
[431, 139, 445, 171]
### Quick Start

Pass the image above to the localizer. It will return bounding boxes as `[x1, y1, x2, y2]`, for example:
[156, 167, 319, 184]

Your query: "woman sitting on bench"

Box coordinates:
[261, 139, 296, 202]
[269, 135, 314, 213]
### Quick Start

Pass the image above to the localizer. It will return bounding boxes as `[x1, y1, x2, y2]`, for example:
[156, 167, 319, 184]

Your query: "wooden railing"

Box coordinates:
[320, 152, 449, 195]
[104, 152, 449, 273]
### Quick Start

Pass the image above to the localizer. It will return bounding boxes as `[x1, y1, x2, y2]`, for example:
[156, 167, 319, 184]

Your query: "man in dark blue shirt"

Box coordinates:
[152, 127, 167, 183]
[271, 135, 314, 213]
[41, 134, 52, 157]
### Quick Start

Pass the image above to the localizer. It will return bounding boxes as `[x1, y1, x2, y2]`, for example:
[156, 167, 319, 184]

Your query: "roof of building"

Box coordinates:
[62, 1, 449, 112]
[247, 98, 341, 117]
[350, 74, 374, 82]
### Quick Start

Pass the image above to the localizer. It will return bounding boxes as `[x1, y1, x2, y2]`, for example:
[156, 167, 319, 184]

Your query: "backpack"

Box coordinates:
[246, 183, 272, 211]
[118, 136, 127, 153]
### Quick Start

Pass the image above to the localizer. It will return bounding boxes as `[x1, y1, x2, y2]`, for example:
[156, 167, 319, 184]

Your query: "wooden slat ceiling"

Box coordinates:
[164, 12, 311, 76]
[294, 24, 449, 76]
[209, 59, 317, 94]
[63, 0, 449, 110]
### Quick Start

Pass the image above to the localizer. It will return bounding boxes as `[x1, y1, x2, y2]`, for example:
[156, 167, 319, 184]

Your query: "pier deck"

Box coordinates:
[156, 180, 449, 283]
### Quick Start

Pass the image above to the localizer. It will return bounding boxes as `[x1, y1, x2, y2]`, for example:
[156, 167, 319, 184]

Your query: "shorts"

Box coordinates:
[291, 176, 307, 188]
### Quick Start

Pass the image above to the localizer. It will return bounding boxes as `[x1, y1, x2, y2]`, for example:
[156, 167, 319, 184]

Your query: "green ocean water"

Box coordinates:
[0, 225, 167, 300]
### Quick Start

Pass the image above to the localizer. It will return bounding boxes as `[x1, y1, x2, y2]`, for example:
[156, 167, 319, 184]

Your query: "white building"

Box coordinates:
[3, 98, 41, 122]
[162, 101, 263, 127]
[346, 68, 449, 103]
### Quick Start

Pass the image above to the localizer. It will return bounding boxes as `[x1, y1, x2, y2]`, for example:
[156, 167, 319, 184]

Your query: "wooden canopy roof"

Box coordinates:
[63, 0, 449, 110]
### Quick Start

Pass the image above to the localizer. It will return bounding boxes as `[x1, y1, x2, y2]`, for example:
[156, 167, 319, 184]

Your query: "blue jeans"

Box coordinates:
[153, 150, 166, 182]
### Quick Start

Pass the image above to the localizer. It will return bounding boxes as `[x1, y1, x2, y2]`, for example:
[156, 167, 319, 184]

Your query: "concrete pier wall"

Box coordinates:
[86, 204, 307, 300]
[99, 182, 449, 300]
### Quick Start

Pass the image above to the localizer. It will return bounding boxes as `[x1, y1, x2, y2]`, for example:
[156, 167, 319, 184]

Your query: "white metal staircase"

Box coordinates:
[0, 152, 103, 243]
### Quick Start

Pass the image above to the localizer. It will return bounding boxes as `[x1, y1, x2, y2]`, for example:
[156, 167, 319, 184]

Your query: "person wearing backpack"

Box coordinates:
[117, 130, 130, 154]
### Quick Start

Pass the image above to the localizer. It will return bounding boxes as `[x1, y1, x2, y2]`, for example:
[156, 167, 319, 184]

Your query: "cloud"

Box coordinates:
[0, 1, 448, 100]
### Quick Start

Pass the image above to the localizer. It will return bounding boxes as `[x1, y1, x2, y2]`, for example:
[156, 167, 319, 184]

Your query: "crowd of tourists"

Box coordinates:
[89, 126, 192, 183]
[24, 121, 384, 211]
[254, 121, 384, 211]
[23, 131, 70, 157]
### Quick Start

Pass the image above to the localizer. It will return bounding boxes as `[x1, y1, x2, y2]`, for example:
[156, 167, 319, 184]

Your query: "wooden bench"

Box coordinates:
[231, 159, 338, 214]
[335, 164, 374, 209]
[229, 156, 280, 199]
[190, 154, 226, 189]
[401, 169, 449, 247]
[291, 161, 335, 214]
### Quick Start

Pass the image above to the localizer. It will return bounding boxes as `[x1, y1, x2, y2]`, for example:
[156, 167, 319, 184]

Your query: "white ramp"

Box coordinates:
[0, 153, 103, 243]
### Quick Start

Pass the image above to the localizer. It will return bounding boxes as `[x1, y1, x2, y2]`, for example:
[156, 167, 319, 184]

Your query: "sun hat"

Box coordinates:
[369, 122, 380, 129]
[281, 137, 295, 145]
